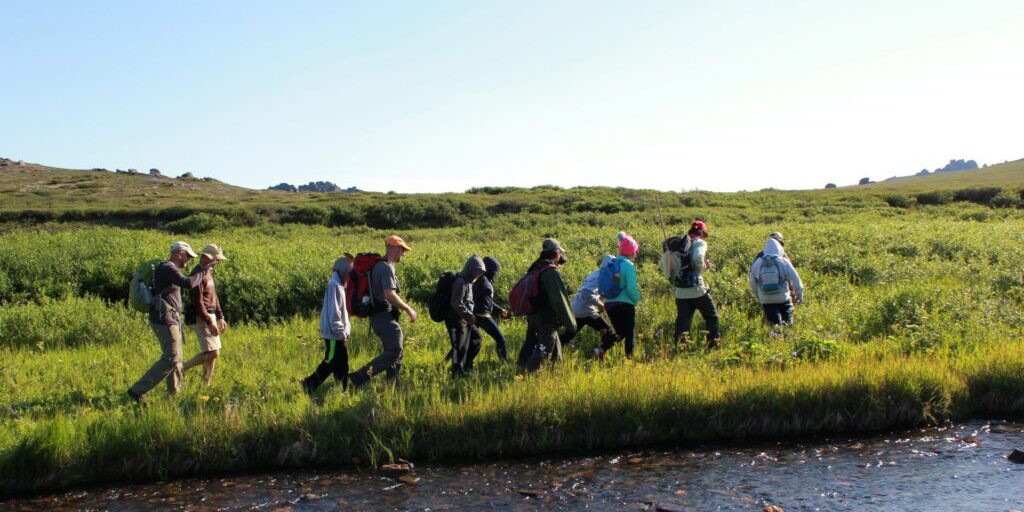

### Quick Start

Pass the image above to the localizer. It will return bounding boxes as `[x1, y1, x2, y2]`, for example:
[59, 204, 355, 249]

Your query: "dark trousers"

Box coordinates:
[350, 313, 403, 387]
[762, 302, 794, 326]
[303, 338, 348, 392]
[674, 293, 720, 346]
[446, 318, 482, 375]
[565, 314, 615, 347]
[476, 315, 508, 360]
[601, 302, 636, 356]
[517, 313, 561, 372]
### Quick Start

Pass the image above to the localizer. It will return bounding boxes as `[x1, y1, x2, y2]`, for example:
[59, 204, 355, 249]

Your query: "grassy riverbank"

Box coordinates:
[1, 319, 1021, 496]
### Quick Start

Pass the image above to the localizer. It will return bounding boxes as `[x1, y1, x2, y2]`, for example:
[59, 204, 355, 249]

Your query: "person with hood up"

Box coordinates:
[749, 232, 804, 327]
[567, 254, 618, 349]
[595, 232, 641, 360]
[517, 238, 577, 372]
[448, 255, 487, 376]
[302, 255, 353, 394]
[473, 256, 510, 360]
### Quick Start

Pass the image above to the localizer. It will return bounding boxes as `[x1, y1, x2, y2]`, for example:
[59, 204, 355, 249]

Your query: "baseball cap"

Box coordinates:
[170, 241, 198, 258]
[691, 220, 708, 231]
[385, 235, 411, 251]
[200, 244, 228, 261]
[769, 232, 785, 245]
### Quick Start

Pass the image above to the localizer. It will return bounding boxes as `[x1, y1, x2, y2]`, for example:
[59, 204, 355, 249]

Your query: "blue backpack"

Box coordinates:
[597, 258, 623, 298]
[757, 255, 787, 293]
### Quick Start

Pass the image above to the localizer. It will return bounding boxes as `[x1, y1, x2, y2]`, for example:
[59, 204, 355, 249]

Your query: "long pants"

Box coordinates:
[762, 301, 794, 326]
[130, 322, 184, 397]
[350, 313, 403, 386]
[475, 315, 508, 360]
[303, 338, 349, 392]
[517, 313, 561, 372]
[564, 314, 615, 347]
[446, 318, 482, 375]
[601, 302, 636, 356]
[674, 293, 720, 345]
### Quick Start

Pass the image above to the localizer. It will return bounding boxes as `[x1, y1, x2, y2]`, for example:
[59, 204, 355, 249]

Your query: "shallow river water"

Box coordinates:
[5, 420, 1024, 511]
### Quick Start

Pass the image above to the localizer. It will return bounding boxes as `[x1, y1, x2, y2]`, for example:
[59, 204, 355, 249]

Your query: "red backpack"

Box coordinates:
[346, 253, 382, 317]
[508, 263, 557, 316]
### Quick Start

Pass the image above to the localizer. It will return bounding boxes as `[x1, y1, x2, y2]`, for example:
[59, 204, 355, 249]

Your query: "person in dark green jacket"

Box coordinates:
[517, 238, 577, 372]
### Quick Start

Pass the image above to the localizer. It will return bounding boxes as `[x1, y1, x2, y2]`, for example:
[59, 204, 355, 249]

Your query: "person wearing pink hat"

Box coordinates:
[594, 231, 641, 360]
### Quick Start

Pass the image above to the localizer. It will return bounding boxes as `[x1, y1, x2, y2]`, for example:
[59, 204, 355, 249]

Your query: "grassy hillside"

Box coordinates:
[3, 156, 1024, 232]
[863, 158, 1024, 191]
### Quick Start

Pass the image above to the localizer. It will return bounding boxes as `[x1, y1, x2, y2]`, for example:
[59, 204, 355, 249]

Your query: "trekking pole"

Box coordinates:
[654, 194, 668, 242]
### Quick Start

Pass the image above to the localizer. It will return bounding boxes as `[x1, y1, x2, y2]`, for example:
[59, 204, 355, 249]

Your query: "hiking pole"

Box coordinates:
[654, 194, 668, 242]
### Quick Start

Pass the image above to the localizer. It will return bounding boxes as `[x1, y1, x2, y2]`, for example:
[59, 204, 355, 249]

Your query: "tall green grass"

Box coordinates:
[2, 202, 1024, 495]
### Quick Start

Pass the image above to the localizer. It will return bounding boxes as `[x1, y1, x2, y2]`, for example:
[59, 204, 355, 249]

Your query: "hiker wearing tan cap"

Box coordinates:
[349, 235, 417, 389]
[128, 241, 213, 404]
[182, 244, 228, 386]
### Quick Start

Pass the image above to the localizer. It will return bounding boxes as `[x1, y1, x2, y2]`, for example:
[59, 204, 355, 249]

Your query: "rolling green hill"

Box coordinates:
[2, 155, 1023, 232]
[862, 158, 1024, 191]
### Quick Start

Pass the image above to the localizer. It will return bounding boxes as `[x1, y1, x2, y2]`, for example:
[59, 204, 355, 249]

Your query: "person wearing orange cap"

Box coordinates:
[349, 235, 417, 389]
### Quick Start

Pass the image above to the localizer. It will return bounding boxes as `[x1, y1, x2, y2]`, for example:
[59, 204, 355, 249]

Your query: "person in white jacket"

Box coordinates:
[302, 255, 353, 394]
[749, 233, 804, 327]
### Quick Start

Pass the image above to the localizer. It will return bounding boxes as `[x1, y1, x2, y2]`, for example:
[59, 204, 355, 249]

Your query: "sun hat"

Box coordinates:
[200, 244, 228, 261]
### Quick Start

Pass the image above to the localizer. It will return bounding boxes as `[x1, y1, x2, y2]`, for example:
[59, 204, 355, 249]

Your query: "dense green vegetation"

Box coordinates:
[1, 162, 1024, 495]
[2, 157, 1023, 232]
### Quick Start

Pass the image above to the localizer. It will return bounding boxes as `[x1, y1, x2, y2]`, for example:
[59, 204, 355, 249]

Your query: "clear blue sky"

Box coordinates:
[2, 1, 1022, 192]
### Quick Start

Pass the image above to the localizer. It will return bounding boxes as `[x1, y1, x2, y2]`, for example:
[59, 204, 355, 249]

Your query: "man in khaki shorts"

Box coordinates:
[182, 244, 228, 386]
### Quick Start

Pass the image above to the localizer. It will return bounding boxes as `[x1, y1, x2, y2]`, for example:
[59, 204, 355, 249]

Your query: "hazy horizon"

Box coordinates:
[2, 1, 1022, 193]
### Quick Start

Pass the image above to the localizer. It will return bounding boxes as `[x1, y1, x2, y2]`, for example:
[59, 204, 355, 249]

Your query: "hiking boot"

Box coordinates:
[706, 338, 720, 350]
[348, 372, 369, 389]
[127, 389, 148, 406]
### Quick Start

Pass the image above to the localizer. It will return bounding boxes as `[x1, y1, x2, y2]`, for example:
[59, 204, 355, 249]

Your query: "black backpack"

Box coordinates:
[428, 272, 458, 322]
[664, 235, 700, 288]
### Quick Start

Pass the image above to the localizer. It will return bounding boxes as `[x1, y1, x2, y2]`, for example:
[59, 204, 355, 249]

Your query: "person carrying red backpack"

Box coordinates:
[348, 235, 417, 389]
[514, 238, 576, 372]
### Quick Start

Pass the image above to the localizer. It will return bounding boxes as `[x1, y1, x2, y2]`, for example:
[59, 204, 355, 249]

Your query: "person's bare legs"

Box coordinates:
[183, 350, 219, 386]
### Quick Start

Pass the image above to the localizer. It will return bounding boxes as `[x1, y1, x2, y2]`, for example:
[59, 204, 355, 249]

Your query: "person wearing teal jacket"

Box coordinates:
[595, 232, 641, 360]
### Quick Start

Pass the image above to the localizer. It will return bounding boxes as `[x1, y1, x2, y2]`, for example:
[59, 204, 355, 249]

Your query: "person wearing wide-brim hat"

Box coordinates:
[182, 244, 229, 387]
[128, 241, 214, 404]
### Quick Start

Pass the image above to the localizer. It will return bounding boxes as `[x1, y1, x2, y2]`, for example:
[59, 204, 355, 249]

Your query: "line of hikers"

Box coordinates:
[125, 222, 804, 403]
